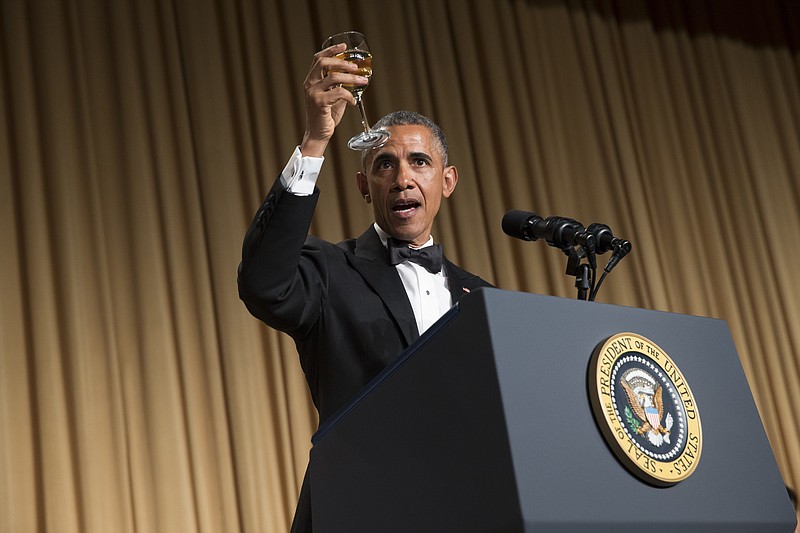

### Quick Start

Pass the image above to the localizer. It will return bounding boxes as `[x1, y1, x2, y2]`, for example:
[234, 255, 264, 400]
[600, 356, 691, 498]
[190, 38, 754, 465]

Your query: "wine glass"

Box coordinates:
[322, 31, 390, 150]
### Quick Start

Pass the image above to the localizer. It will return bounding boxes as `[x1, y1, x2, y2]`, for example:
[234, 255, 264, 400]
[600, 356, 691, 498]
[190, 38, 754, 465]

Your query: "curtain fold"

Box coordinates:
[2, 0, 798, 531]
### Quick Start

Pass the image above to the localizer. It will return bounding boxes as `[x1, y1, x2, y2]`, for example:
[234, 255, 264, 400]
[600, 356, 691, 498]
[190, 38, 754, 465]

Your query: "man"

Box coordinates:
[238, 42, 492, 532]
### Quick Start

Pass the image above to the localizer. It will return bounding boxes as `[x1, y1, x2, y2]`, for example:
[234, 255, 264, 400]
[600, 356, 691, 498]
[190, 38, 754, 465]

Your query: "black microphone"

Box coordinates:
[585, 223, 632, 273]
[504, 210, 632, 301]
[585, 223, 631, 255]
[501, 210, 594, 250]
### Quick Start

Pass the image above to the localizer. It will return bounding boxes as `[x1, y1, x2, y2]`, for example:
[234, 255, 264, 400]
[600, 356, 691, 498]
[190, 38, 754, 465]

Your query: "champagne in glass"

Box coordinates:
[322, 31, 389, 150]
[333, 48, 372, 96]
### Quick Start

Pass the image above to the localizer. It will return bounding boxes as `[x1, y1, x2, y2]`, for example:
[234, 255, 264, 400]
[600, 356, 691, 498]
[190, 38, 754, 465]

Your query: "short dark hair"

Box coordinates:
[361, 110, 449, 170]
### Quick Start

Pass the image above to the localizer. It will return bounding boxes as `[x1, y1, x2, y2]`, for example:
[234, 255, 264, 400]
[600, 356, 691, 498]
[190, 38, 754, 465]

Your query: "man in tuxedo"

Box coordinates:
[238, 41, 492, 532]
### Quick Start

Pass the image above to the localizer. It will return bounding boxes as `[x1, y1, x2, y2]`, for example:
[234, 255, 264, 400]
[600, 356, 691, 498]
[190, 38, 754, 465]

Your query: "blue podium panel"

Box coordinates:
[311, 288, 796, 532]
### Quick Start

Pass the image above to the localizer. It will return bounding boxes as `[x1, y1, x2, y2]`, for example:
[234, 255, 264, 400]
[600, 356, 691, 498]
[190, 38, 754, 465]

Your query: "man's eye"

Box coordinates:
[377, 161, 393, 169]
[414, 158, 429, 166]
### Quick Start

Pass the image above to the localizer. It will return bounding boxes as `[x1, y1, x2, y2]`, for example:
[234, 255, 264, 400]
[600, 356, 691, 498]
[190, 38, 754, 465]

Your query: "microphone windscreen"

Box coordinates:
[502, 210, 536, 240]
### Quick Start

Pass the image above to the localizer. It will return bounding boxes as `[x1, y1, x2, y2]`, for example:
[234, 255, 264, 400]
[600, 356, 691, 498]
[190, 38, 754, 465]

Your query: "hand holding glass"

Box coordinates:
[322, 31, 390, 150]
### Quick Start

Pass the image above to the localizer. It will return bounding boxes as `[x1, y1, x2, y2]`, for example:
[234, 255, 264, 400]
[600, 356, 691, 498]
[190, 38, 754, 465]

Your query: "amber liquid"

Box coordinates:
[331, 49, 373, 96]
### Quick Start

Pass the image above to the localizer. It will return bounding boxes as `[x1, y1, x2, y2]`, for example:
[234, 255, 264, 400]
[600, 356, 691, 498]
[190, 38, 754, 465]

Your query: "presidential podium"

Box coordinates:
[309, 288, 795, 532]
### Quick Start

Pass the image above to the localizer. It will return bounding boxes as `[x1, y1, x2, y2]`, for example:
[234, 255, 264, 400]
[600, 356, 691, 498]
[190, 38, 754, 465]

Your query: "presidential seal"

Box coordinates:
[588, 332, 702, 486]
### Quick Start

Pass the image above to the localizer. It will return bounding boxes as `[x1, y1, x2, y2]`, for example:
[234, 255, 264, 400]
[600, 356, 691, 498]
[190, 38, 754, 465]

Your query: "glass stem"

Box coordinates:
[356, 95, 371, 133]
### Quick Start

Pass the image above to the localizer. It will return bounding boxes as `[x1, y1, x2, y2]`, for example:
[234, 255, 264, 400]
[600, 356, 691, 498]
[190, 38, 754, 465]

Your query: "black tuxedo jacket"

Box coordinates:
[238, 177, 493, 531]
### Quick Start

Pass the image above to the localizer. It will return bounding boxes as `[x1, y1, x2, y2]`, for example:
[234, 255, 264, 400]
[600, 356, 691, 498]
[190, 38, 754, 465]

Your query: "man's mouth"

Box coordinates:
[391, 199, 421, 217]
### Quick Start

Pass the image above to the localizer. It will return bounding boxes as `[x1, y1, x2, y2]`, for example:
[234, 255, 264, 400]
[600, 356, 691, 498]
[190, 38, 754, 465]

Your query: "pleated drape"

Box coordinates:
[1, 0, 798, 531]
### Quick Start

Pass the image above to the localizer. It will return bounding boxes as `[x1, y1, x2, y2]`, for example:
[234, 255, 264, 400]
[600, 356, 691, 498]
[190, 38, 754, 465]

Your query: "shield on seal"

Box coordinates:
[645, 406, 661, 429]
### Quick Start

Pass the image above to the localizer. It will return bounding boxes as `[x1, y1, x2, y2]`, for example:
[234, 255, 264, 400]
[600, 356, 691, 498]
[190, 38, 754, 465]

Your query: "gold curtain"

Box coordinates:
[2, 0, 798, 530]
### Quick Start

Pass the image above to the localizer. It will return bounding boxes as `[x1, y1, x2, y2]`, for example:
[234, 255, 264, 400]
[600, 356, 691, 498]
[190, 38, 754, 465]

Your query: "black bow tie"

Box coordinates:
[387, 238, 443, 273]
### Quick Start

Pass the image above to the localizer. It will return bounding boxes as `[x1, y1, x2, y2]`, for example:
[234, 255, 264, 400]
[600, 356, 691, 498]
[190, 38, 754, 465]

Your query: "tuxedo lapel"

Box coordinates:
[347, 227, 419, 346]
[444, 260, 469, 305]
[444, 259, 489, 305]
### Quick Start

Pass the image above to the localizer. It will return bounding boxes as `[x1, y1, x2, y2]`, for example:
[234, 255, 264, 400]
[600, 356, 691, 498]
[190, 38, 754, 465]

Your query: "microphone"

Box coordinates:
[586, 222, 632, 272]
[503, 210, 632, 301]
[501, 210, 594, 250]
[586, 223, 632, 254]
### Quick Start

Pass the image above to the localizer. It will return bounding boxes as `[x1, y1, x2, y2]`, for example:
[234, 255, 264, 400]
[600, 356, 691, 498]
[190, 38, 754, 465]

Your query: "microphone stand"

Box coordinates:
[562, 238, 597, 301]
[576, 264, 591, 301]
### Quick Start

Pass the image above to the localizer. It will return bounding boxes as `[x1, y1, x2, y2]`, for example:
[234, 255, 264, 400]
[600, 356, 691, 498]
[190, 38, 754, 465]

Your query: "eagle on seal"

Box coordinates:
[621, 369, 673, 447]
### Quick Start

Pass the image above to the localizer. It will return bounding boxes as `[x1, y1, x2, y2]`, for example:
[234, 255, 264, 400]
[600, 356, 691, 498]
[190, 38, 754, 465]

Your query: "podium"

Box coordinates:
[310, 288, 796, 532]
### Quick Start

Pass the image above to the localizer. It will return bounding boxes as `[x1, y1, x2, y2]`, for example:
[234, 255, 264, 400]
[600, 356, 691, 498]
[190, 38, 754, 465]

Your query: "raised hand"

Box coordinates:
[300, 42, 369, 157]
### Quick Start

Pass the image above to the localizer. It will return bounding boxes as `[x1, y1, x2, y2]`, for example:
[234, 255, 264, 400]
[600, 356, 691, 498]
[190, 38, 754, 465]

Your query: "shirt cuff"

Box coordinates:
[280, 146, 324, 196]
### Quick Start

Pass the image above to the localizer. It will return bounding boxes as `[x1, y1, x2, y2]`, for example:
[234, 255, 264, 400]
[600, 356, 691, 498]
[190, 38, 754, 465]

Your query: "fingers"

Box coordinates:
[306, 43, 368, 93]
[304, 44, 368, 111]
[299, 42, 370, 152]
[307, 43, 346, 84]
[307, 84, 357, 111]
[309, 72, 367, 100]
[315, 42, 347, 69]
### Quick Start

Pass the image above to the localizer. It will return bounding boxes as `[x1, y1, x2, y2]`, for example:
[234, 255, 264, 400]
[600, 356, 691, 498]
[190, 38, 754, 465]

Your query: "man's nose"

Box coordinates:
[392, 164, 414, 190]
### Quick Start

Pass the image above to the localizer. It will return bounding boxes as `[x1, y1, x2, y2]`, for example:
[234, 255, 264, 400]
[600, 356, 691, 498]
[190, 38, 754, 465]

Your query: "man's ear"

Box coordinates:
[442, 166, 459, 198]
[356, 171, 371, 202]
